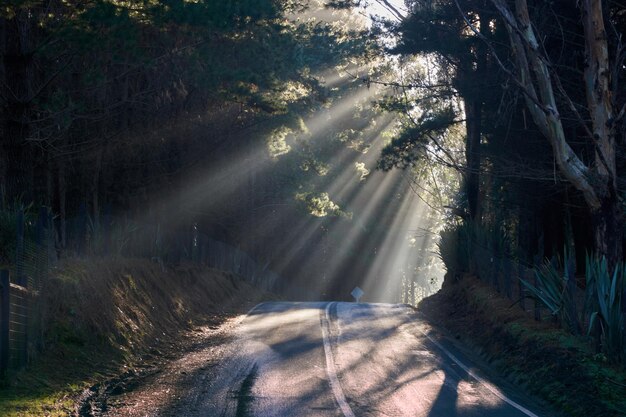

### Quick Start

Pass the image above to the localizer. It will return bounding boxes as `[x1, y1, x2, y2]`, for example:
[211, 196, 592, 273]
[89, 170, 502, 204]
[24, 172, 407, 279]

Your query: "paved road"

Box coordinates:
[188, 302, 549, 417]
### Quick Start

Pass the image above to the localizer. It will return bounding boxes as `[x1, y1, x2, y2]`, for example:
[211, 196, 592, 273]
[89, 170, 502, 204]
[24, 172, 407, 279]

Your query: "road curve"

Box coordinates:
[189, 301, 550, 417]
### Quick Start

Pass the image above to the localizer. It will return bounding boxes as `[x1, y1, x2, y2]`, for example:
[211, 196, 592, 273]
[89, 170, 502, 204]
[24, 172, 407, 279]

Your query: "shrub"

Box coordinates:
[585, 255, 624, 364]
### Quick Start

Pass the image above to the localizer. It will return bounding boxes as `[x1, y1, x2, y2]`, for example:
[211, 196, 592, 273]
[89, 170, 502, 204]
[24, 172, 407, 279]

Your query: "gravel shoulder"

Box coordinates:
[76, 313, 247, 417]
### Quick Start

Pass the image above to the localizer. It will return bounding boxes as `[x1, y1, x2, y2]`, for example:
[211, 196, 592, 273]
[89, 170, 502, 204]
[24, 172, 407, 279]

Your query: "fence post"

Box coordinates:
[517, 262, 526, 311]
[77, 202, 88, 255]
[503, 258, 512, 299]
[47, 208, 57, 265]
[0, 270, 9, 377]
[191, 224, 199, 263]
[102, 205, 112, 256]
[33, 207, 49, 290]
[16, 209, 26, 287]
[492, 256, 501, 293]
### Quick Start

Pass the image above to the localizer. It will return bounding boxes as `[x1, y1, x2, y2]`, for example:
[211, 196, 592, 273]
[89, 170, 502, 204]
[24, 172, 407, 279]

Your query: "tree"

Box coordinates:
[380, 0, 499, 222]
[482, 0, 625, 265]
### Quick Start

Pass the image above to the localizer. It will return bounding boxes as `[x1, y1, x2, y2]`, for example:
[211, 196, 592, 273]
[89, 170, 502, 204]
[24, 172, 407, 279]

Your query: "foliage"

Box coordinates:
[520, 252, 579, 333]
[585, 255, 625, 364]
[0, 202, 36, 265]
[378, 107, 458, 170]
[436, 225, 464, 278]
[295, 192, 348, 218]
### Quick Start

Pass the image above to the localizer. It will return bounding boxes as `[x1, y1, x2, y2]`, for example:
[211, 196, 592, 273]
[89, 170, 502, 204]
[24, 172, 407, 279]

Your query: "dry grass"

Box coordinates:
[0, 257, 277, 416]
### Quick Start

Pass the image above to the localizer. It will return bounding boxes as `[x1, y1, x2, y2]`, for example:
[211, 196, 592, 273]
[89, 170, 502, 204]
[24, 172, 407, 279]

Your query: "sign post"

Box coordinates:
[351, 286, 364, 303]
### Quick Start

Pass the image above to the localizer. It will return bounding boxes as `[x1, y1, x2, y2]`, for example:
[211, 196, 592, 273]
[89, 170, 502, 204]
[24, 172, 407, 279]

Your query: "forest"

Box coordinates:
[1, 0, 626, 415]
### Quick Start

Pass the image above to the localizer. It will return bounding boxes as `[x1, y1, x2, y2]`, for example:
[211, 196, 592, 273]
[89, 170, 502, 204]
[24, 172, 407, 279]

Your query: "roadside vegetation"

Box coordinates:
[430, 218, 626, 416]
[2, 1, 626, 416]
[420, 274, 626, 417]
[0, 258, 275, 417]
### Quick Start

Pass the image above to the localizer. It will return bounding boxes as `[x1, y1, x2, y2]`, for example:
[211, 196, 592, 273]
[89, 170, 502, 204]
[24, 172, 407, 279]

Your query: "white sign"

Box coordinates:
[351, 286, 364, 303]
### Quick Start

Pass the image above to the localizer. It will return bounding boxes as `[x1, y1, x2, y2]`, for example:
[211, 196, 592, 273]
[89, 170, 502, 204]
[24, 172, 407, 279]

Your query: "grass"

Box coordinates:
[0, 340, 122, 416]
[0, 257, 276, 416]
[419, 274, 626, 417]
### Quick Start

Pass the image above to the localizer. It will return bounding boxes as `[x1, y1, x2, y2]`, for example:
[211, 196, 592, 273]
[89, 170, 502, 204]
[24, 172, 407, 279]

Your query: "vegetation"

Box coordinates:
[586, 255, 625, 363]
[0, 258, 275, 416]
[419, 275, 626, 417]
[331, 0, 626, 364]
[1, 0, 626, 414]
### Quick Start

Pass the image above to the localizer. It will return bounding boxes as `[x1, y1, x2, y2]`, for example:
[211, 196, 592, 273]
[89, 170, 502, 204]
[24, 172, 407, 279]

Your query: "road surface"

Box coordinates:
[179, 301, 549, 417]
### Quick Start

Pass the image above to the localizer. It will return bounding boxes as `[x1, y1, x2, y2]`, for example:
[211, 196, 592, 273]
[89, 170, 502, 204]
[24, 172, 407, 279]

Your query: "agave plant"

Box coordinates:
[520, 250, 579, 333]
[585, 255, 624, 363]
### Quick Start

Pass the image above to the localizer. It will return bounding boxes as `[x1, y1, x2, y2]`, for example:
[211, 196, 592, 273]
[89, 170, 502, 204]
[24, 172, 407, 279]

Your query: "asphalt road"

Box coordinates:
[188, 302, 549, 417]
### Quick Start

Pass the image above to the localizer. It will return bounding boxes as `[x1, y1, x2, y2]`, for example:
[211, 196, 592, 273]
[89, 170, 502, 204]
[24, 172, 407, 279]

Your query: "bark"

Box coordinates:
[582, 0, 614, 184]
[491, 0, 622, 264]
[2, 12, 33, 202]
[491, 0, 601, 209]
[58, 159, 67, 249]
[92, 145, 104, 228]
[581, 0, 622, 266]
[591, 193, 623, 269]
[464, 99, 482, 220]
[462, 9, 488, 222]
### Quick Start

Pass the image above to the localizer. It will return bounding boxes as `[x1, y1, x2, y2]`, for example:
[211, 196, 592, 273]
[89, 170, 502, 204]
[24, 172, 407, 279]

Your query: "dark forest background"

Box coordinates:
[1, 0, 626, 306]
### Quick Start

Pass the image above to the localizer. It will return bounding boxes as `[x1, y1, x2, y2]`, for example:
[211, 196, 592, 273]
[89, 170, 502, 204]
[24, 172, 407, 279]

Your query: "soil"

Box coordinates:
[74, 312, 247, 416]
[0, 258, 278, 417]
[417, 275, 626, 417]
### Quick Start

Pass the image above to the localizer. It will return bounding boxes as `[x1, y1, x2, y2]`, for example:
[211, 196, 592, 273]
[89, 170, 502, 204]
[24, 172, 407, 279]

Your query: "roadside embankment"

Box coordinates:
[0, 258, 277, 417]
[418, 275, 626, 417]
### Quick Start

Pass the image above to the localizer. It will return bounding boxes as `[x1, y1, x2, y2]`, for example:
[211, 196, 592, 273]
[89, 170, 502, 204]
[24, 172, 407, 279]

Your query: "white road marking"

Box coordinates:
[413, 322, 540, 417]
[321, 302, 356, 417]
[245, 302, 267, 316]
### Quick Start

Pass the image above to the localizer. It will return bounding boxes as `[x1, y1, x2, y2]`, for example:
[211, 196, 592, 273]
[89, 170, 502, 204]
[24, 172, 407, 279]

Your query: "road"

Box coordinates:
[181, 301, 549, 417]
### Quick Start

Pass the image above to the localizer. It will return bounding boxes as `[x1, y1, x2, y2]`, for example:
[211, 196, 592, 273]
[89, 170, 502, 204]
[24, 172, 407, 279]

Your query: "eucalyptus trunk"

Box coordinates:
[492, 0, 623, 266]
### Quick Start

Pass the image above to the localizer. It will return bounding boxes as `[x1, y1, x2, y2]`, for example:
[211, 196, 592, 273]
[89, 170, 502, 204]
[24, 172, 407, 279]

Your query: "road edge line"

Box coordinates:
[245, 302, 267, 316]
[321, 302, 356, 417]
[414, 321, 540, 417]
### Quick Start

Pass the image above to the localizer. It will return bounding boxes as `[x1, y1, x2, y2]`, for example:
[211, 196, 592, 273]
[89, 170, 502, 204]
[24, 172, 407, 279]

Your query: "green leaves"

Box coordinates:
[521, 266, 563, 316]
[378, 107, 457, 170]
[585, 255, 624, 363]
[519, 251, 580, 334]
[295, 192, 347, 217]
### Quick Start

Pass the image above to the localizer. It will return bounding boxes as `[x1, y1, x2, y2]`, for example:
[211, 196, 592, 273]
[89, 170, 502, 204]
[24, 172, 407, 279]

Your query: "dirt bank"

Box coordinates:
[0, 258, 277, 417]
[418, 275, 626, 417]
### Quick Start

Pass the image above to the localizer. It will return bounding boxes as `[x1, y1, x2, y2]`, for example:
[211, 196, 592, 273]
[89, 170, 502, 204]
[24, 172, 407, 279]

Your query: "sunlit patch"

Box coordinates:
[456, 379, 503, 410]
[142, 2, 447, 305]
[295, 192, 344, 217]
[267, 126, 294, 158]
[354, 162, 369, 180]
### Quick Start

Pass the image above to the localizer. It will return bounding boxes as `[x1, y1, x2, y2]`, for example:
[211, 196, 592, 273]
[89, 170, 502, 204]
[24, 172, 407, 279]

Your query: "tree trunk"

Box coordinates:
[58, 159, 67, 249]
[46, 154, 53, 208]
[464, 100, 482, 221]
[590, 191, 625, 324]
[92, 145, 104, 229]
[591, 194, 623, 269]
[492, 0, 623, 266]
[2, 12, 33, 202]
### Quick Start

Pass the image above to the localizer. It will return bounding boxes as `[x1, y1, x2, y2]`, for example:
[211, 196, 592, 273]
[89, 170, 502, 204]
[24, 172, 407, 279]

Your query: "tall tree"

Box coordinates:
[485, 0, 625, 264]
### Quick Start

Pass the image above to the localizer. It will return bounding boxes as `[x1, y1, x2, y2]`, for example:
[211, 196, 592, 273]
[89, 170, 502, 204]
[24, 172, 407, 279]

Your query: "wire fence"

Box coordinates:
[0, 206, 282, 377]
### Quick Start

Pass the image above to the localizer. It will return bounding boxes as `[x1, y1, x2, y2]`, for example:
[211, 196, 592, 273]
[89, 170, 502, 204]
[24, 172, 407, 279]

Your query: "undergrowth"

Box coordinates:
[419, 275, 626, 417]
[0, 257, 275, 416]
